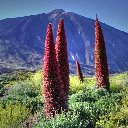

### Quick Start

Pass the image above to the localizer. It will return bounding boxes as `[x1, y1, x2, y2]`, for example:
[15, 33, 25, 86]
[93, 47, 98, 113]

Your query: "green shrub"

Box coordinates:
[30, 70, 42, 94]
[1, 82, 43, 114]
[8, 81, 38, 97]
[69, 76, 95, 94]
[69, 88, 109, 103]
[70, 76, 85, 94]
[110, 73, 128, 92]
[34, 111, 90, 128]
[0, 71, 34, 87]
[96, 98, 128, 128]
[68, 86, 128, 127]
[0, 103, 30, 128]
[1, 71, 128, 128]
[0, 83, 5, 96]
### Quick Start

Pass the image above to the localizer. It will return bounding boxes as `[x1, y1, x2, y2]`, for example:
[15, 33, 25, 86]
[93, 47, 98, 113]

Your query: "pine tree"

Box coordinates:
[55, 19, 69, 110]
[43, 23, 63, 118]
[76, 60, 84, 82]
[94, 15, 110, 90]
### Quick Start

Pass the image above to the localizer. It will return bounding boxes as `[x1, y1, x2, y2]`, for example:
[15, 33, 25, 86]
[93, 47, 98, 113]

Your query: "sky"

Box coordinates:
[0, 0, 128, 32]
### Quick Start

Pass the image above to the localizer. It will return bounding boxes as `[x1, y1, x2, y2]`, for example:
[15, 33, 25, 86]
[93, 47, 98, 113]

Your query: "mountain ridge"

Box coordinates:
[0, 9, 127, 34]
[0, 9, 128, 75]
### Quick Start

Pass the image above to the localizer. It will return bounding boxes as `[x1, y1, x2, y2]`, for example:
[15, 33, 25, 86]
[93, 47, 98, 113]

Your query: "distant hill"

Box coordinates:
[0, 9, 128, 74]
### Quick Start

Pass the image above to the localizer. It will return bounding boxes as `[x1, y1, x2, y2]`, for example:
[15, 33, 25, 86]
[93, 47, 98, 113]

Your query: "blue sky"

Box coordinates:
[0, 0, 128, 32]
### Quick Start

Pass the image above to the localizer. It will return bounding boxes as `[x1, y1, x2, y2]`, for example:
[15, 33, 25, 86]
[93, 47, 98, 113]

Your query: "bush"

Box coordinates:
[69, 76, 95, 94]
[8, 81, 39, 97]
[34, 111, 90, 128]
[1, 71, 128, 128]
[69, 86, 128, 127]
[0, 83, 5, 96]
[110, 73, 128, 92]
[1, 82, 43, 114]
[96, 97, 128, 128]
[0, 103, 30, 128]
[69, 88, 109, 103]
[30, 70, 42, 94]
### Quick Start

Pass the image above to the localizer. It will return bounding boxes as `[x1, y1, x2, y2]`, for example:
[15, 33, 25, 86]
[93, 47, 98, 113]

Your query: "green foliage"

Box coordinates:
[69, 88, 108, 103]
[69, 76, 95, 94]
[8, 81, 38, 97]
[30, 70, 42, 94]
[35, 73, 128, 128]
[0, 70, 34, 87]
[0, 70, 43, 127]
[96, 86, 128, 128]
[34, 111, 89, 128]
[0, 71, 128, 128]
[110, 73, 128, 92]
[0, 83, 5, 96]
[1, 81, 43, 114]
[69, 86, 128, 127]
[96, 105, 128, 128]
[96, 106, 128, 127]
[0, 103, 30, 128]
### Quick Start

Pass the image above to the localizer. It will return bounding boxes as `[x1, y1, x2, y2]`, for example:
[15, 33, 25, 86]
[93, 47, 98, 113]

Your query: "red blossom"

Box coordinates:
[43, 23, 63, 118]
[94, 15, 110, 90]
[76, 60, 84, 82]
[55, 19, 69, 110]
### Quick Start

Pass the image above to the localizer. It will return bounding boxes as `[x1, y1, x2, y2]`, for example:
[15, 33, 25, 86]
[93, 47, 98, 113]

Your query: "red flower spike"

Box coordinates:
[94, 16, 110, 90]
[43, 23, 63, 118]
[55, 19, 69, 110]
[76, 60, 84, 83]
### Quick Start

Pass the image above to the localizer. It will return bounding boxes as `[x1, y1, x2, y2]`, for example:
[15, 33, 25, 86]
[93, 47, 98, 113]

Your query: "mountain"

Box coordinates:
[0, 9, 128, 75]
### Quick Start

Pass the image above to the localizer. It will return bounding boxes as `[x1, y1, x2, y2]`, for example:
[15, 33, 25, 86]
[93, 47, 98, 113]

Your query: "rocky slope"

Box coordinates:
[0, 9, 128, 74]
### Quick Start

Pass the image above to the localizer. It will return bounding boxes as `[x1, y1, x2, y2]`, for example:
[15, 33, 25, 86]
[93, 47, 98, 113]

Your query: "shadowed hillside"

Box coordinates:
[0, 9, 128, 74]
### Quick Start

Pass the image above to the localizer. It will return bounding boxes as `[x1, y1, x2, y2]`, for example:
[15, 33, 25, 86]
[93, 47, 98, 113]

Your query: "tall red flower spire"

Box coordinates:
[94, 15, 110, 90]
[55, 19, 69, 110]
[43, 23, 63, 118]
[76, 60, 84, 83]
